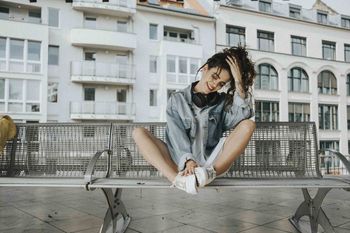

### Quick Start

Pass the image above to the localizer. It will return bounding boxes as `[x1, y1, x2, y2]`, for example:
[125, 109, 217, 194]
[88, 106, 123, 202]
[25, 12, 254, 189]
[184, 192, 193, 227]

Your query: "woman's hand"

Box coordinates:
[225, 56, 246, 98]
[182, 159, 198, 176]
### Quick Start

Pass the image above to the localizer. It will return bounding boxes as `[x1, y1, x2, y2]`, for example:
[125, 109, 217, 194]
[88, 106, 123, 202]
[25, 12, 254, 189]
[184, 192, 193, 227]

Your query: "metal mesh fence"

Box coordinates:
[110, 122, 320, 179]
[1, 122, 320, 179]
[1, 123, 111, 177]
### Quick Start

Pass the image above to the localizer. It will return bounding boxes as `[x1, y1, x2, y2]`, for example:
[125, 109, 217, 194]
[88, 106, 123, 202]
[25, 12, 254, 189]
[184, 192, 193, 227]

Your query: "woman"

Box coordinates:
[133, 46, 256, 194]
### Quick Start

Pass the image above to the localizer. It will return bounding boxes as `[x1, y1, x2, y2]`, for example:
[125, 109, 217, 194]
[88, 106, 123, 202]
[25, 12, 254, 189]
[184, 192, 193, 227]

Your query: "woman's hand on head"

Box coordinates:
[182, 160, 198, 176]
[226, 55, 246, 98]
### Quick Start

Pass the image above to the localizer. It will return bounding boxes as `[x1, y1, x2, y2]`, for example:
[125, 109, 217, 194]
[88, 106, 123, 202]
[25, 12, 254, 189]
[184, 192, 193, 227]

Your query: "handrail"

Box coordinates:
[84, 149, 112, 186]
[319, 149, 350, 174]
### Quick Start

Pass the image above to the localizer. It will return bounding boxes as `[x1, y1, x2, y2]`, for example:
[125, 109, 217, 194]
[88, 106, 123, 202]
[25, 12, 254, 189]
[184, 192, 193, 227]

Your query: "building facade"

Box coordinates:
[215, 0, 350, 160]
[0, 0, 214, 123]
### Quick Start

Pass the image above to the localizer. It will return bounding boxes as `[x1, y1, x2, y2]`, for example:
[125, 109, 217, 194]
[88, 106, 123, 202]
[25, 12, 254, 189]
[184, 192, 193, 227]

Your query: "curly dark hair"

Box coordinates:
[197, 46, 256, 111]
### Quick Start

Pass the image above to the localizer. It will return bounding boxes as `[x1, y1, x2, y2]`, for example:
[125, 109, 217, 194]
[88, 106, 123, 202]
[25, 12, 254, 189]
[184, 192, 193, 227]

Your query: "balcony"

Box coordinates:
[70, 28, 136, 51]
[71, 61, 135, 85]
[72, 0, 136, 17]
[160, 39, 202, 58]
[70, 101, 135, 121]
[0, 13, 41, 24]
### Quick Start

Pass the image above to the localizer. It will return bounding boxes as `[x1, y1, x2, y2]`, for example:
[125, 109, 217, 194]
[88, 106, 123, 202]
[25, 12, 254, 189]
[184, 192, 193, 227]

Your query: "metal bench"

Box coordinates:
[0, 122, 349, 233]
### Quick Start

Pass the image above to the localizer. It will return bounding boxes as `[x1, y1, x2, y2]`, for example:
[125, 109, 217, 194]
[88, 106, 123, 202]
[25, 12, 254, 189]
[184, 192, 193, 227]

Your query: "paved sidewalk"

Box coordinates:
[0, 186, 349, 233]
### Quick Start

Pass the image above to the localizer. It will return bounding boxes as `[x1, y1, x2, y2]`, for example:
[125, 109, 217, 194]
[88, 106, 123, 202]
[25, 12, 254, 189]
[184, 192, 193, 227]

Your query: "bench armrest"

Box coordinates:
[319, 149, 350, 173]
[84, 149, 112, 185]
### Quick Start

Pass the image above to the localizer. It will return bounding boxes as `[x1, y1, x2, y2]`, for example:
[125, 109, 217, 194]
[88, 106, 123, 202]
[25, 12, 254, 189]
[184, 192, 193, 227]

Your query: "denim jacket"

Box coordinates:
[165, 83, 254, 171]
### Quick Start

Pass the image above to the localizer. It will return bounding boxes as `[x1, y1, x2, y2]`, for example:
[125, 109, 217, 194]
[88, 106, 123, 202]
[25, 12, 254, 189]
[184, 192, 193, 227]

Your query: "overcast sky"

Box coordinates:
[273, 0, 350, 15]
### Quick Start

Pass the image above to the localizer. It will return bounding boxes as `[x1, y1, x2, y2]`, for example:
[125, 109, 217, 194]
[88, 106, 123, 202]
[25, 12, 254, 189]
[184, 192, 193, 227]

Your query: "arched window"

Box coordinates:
[288, 67, 309, 92]
[255, 64, 278, 90]
[318, 70, 337, 95]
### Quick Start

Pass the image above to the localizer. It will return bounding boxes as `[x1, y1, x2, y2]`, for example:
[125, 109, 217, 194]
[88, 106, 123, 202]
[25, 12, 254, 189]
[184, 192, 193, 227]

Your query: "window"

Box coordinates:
[117, 89, 127, 102]
[288, 103, 310, 122]
[345, 44, 350, 62]
[255, 101, 279, 122]
[149, 56, 157, 73]
[347, 74, 350, 96]
[163, 27, 193, 43]
[117, 20, 127, 32]
[8, 79, 23, 112]
[318, 71, 337, 95]
[26, 80, 40, 112]
[0, 37, 5, 70]
[226, 25, 245, 47]
[27, 41, 41, 72]
[10, 39, 24, 60]
[28, 9, 41, 23]
[319, 104, 338, 130]
[85, 52, 96, 61]
[190, 58, 199, 75]
[255, 64, 278, 90]
[48, 82, 58, 103]
[348, 106, 350, 130]
[322, 41, 336, 60]
[289, 6, 301, 19]
[0, 37, 5, 58]
[84, 88, 95, 101]
[0, 79, 4, 100]
[84, 16, 96, 29]
[48, 8, 59, 27]
[178, 57, 187, 74]
[341, 17, 350, 28]
[259, 0, 271, 12]
[320, 141, 340, 172]
[9, 39, 24, 72]
[291, 36, 306, 56]
[28, 41, 41, 61]
[149, 24, 158, 40]
[149, 89, 157, 106]
[48, 45, 59, 65]
[26, 80, 40, 101]
[317, 11, 327, 24]
[1, 79, 41, 113]
[288, 67, 309, 92]
[257, 30, 274, 52]
[0, 7, 9, 19]
[167, 56, 176, 73]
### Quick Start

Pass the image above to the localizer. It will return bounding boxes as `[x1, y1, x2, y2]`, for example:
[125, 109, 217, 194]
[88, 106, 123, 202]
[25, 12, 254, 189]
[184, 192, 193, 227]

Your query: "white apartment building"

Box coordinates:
[215, 0, 350, 158]
[0, 0, 214, 123]
[134, 1, 215, 121]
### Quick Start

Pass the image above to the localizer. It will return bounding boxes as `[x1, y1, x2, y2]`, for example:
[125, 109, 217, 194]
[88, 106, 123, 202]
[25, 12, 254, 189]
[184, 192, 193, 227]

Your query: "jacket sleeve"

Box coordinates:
[165, 95, 196, 171]
[223, 91, 254, 131]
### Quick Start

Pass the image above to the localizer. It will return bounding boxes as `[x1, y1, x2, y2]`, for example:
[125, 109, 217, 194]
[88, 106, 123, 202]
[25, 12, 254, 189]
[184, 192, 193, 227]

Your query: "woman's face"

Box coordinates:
[195, 65, 231, 94]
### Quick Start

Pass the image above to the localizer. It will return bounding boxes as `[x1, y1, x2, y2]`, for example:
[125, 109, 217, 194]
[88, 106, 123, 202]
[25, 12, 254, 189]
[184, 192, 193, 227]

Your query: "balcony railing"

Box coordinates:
[71, 61, 135, 80]
[163, 37, 198, 44]
[70, 101, 135, 116]
[72, 0, 136, 14]
[0, 13, 42, 24]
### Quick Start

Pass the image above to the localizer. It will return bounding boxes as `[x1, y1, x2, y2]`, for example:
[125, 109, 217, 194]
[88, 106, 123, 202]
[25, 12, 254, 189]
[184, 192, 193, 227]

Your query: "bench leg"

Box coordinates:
[289, 188, 335, 233]
[99, 188, 131, 233]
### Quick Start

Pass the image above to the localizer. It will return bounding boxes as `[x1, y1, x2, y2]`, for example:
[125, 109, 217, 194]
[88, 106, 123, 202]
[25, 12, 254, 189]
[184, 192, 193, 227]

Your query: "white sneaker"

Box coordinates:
[171, 172, 198, 195]
[194, 166, 216, 187]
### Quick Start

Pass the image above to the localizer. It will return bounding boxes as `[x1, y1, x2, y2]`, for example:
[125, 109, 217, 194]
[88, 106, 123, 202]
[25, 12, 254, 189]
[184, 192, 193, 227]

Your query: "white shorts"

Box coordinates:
[199, 137, 229, 177]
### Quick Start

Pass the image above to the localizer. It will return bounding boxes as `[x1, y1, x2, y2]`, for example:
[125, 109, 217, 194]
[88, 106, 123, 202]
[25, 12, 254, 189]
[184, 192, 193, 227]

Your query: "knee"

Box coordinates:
[238, 119, 256, 134]
[132, 127, 149, 141]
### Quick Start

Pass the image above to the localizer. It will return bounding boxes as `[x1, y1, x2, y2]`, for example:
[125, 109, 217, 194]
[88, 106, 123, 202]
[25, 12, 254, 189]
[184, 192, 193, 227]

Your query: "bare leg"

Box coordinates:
[132, 127, 178, 182]
[214, 119, 256, 175]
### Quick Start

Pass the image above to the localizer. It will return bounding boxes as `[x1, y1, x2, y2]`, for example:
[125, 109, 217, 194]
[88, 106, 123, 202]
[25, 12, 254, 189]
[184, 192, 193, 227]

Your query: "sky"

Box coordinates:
[273, 0, 350, 15]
